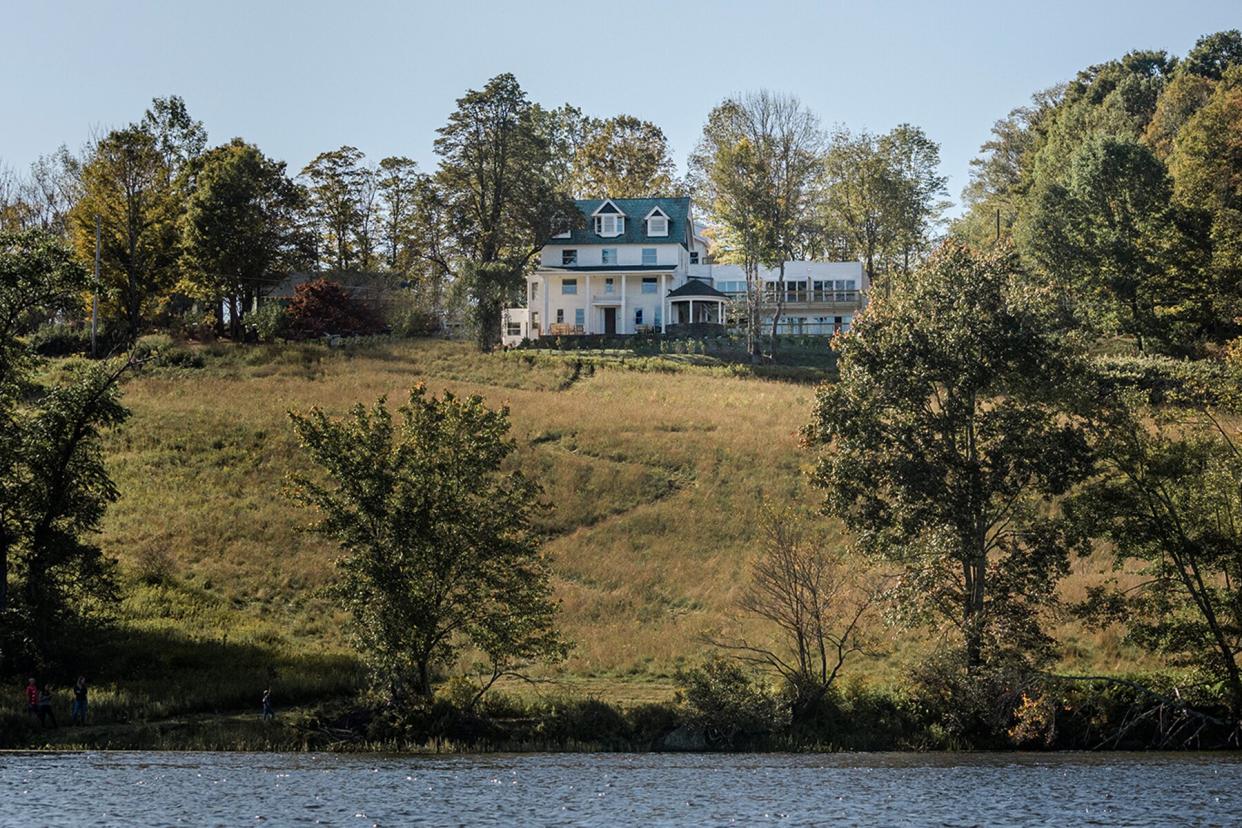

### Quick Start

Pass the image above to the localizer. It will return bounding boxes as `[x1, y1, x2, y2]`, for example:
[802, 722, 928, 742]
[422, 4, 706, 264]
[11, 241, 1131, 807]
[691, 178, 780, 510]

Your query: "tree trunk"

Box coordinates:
[769, 260, 786, 359]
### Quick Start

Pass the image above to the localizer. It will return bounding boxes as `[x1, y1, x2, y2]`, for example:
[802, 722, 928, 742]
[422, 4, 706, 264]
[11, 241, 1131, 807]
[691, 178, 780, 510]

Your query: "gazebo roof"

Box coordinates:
[667, 279, 729, 299]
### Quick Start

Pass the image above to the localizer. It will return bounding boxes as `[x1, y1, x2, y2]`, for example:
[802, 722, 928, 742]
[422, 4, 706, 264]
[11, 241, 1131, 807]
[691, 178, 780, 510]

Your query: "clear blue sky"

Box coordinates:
[2, 1, 1238, 214]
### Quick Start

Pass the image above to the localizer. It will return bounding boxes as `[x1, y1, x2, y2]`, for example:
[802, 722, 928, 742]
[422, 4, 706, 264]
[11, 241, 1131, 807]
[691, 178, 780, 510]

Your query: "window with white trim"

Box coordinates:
[561, 278, 577, 295]
[647, 215, 668, 236]
[602, 248, 617, 265]
[635, 308, 643, 326]
[506, 321, 522, 336]
[641, 277, 658, 294]
[530, 282, 538, 302]
[689, 251, 699, 264]
[594, 214, 624, 237]
[561, 249, 577, 266]
[556, 309, 564, 323]
[574, 308, 585, 327]
[641, 248, 657, 266]
[604, 277, 615, 294]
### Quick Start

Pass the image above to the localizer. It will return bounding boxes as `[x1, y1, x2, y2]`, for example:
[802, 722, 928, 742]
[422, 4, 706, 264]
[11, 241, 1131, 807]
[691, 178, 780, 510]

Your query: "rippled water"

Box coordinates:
[2, 750, 1240, 826]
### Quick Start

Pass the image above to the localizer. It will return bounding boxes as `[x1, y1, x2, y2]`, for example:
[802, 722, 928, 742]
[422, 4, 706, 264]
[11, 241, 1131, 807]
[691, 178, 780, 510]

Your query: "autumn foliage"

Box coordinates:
[285, 278, 383, 339]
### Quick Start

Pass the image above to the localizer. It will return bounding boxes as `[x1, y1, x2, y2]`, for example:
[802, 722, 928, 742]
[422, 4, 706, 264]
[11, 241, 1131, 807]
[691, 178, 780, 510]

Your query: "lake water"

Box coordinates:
[2, 751, 1239, 826]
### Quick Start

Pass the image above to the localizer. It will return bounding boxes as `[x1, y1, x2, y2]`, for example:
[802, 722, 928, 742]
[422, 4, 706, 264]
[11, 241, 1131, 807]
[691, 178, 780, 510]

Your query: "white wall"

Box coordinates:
[528, 272, 672, 336]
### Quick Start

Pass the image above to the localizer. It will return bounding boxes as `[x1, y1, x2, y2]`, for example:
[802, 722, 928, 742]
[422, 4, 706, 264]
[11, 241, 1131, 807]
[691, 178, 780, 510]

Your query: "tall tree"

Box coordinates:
[375, 156, 422, 272]
[1167, 65, 1242, 344]
[289, 385, 567, 702]
[881, 124, 950, 275]
[1071, 391, 1242, 719]
[804, 242, 1092, 670]
[434, 73, 577, 351]
[818, 128, 899, 293]
[571, 115, 678, 198]
[0, 230, 129, 668]
[1019, 135, 1210, 351]
[70, 125, 180, 339]
[300, 146, 375, 272]
[690, 92, 822, 358]
[179, 139, 309, 337]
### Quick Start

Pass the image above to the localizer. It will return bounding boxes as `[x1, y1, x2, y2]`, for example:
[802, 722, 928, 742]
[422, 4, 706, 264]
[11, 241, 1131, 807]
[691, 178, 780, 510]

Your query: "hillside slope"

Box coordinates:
[89, 339, 1150, 717]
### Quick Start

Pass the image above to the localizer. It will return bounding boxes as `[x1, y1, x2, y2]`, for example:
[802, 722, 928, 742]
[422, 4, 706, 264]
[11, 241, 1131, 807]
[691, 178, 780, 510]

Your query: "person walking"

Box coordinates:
[37, 684, 57, 728]
[261, 688, 274, 722]
[71, 676, 88, 725]
[24, 678, 38, 719]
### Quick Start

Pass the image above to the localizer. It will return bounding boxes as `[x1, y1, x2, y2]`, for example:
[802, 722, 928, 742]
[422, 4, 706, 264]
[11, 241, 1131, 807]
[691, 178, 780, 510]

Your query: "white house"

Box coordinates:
[501, 197, 867, 346]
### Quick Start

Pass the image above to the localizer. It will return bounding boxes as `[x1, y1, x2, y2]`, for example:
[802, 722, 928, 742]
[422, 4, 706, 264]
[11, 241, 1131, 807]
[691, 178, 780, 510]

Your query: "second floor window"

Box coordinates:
[642, 248, 657, 266]
[562, 278, 577, 295]
[689, 251, 700, 264]
[562, 249, 577, 266]
[604, 278, 615, 294]
[530, 282, 538, 301]
[602, 248, 617, 265]
[641, 277, 658, 294]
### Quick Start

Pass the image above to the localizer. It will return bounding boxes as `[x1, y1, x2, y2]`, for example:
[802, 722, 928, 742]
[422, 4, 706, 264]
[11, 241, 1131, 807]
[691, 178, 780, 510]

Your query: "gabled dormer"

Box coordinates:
[592, 200, 626, 238]
[644, 206, 670, 238]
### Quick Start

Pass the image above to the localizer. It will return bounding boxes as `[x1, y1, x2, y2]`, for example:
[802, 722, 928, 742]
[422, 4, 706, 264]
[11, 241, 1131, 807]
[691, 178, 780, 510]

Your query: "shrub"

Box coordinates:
[133, 547, 175, 586]
[247, 302, 288, 343]
[285, 279, 384, 340]
[675, 656, 784, 748]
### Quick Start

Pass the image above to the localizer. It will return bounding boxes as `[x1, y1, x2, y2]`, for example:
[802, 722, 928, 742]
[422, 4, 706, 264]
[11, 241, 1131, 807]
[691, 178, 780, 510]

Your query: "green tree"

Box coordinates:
[818, 128, 900, 292]
[571, 114, 678, 198]
[804, 242, 1092, 669]
[880, 124, 950, 277]
[375, 156, 423, 272]
[300, 146, 377, 272]
[1019, 135, 1210, 351]
[434, 73, 577, 351]
[1181, 29, 1242, 81]
[1070, 394, 1242, 718]
[1168, 65, 1242, 344]
[289, 385, 566, 701]
[70, 125, 180, 339]
[690, 92, 822, 358]
[179, 139, 309, 338]
[0, 229, 130, 669]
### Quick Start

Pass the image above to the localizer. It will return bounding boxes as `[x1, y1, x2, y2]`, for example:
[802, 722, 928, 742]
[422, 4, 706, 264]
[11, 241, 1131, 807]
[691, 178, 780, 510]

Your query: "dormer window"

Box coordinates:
[592, 200, 626, 237]
[645, 206, 670, 237]
[595, 214, 624, 237]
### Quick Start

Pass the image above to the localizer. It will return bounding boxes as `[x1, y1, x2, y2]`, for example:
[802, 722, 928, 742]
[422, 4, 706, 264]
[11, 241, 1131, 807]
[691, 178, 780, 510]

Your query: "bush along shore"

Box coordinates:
[7, 664, 1239, 753]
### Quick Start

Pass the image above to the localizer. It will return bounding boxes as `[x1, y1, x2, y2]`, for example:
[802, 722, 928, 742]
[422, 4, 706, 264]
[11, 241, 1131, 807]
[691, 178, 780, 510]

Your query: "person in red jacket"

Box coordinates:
[25, 678, 38, 717]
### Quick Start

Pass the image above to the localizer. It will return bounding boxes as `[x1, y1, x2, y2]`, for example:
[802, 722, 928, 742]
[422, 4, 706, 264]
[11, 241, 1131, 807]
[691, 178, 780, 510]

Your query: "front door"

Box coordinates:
[603, 307, 617, 336]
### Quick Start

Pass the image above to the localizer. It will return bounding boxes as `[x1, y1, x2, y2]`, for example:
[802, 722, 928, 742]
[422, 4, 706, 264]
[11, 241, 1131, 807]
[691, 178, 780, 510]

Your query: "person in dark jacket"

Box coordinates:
[71, 676, 88, 725]
[37, 685, 57, 728]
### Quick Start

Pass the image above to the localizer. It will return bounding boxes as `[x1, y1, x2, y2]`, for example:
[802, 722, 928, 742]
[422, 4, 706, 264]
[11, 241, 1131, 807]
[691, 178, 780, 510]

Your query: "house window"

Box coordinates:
[654, 307, 661, 328]
[604, 277, 615, 294]
[595, 214, 624, 237]
[530, 281, 539, 302]
[575, 308, 585, 328]
[562, 249, 578, 266]
[556, 309, 564, 323]
[689, 252, 699, 264]
[641, 277, 657, 294]
[531, 311, 540, 332]
[642, 248, 657, 265]
[561, 278, 577, 295]
[647, 215, 668, 236]
[506, 321, 522, 337]
[635, 308, 644, 326]
[602, 248, 617, 265]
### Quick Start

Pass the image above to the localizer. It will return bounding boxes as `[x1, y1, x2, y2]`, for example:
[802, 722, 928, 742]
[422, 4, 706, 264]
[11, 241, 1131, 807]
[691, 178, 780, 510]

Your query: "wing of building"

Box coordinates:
[501, 197, 867, 346]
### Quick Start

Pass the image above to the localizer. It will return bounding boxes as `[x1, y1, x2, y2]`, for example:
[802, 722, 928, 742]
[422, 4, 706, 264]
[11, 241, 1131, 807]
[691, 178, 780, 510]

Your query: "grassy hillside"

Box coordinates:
[73, 338, 1153, 721]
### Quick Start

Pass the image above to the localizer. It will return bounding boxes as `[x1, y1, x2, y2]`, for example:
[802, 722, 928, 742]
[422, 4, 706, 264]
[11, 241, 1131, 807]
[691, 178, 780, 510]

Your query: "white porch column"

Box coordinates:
[585, 274, 592, 334]
[542, 275, 550, 338]
[620, 274, 627, 335]
[661, 274, 668, 333]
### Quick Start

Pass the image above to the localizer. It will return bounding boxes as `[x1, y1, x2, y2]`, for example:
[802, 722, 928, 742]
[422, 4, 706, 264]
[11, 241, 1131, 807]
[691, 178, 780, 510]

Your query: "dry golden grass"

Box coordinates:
[94, 337, 1155, 710]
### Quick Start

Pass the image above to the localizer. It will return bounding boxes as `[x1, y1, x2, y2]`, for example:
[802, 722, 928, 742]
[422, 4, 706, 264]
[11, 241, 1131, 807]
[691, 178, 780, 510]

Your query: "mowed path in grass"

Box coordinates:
[98, 338, 1150, 712]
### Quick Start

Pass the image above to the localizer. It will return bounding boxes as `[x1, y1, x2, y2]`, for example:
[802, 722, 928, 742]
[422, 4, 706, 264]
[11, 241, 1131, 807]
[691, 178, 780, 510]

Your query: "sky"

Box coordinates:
[2, 1, 1238, 215]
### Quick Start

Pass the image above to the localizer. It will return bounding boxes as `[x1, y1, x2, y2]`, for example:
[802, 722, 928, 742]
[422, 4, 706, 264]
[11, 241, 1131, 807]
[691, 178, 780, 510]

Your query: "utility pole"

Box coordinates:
[91, 214, 100, 358]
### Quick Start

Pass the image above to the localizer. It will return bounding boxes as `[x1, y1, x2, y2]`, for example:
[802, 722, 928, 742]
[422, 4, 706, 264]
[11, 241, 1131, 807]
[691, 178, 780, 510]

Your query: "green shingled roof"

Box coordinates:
[556, 198, 692, 247]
